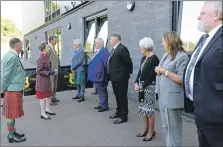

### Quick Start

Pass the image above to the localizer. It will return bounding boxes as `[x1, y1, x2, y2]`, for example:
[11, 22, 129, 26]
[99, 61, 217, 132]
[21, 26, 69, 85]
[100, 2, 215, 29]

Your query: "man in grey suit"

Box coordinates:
[47, 35, 60, 104]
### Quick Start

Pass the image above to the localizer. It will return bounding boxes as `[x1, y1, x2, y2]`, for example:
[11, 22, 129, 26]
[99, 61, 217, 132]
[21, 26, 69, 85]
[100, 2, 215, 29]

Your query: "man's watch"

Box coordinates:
[164, 70, 169, 76]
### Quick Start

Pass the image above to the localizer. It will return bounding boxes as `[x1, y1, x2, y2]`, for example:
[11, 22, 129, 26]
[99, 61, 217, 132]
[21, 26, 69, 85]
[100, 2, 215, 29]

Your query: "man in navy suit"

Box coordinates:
[184, 1, 222, 147]
[88, 38, 110, 112]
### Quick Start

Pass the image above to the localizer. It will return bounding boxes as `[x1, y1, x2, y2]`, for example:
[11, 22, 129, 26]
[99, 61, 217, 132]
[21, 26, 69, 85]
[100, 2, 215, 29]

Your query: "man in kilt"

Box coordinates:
[1, 38, 26, 143]
[71, 39, 86, 102]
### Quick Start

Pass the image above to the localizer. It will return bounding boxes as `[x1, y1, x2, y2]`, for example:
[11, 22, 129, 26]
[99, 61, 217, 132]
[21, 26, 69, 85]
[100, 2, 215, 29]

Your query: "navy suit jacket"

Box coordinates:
[184, 26, 223, 123]
[88, 47, 110, 82]
[71, 48, 85, 72]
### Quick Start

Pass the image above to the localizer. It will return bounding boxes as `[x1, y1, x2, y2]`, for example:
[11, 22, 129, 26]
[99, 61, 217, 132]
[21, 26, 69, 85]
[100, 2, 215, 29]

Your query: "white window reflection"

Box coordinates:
[97, 21, 108, 47]
[180, 1, 205, 51]
[85, 22, 95, 52]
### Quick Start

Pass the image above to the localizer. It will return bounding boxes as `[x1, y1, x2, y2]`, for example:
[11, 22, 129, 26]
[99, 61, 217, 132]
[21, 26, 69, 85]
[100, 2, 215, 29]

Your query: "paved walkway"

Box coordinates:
[1, 87, 198, 146]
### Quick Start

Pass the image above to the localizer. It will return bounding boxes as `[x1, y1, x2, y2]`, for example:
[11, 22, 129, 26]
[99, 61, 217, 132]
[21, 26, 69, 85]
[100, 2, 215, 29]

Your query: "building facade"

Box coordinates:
[23, 1, 204, 100]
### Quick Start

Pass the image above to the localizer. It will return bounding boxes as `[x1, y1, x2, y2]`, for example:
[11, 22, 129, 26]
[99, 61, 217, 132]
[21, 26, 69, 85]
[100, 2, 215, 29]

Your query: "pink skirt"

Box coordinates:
[36, 91, 52, 99]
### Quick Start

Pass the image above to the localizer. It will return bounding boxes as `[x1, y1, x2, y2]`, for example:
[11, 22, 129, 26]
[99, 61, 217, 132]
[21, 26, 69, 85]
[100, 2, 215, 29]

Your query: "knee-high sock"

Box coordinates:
[7, 119, 15, 138]
[40, 99, 47, 117]
[45, 98, 52, 113]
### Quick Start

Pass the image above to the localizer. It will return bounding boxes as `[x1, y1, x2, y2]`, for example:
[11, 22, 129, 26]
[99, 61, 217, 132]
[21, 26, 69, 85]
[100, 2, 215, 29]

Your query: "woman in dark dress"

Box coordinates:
[36, 42, 56, 120]
[135, 37, 159, 141]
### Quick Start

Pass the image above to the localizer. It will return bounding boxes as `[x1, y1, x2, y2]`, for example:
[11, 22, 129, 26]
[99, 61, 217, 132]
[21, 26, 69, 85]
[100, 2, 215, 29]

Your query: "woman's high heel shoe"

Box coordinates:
[40, 115, 51, 120]
[136, 131, 148, 137]
[142, 131, 156, 141]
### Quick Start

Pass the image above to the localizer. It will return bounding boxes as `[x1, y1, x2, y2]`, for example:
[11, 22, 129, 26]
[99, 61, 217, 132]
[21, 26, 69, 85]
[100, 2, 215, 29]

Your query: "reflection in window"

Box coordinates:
[180, 1, 205, 51]
[84, 22, 96, 52]
[45, 1, 60, 22]
[97, 20, 108, 47]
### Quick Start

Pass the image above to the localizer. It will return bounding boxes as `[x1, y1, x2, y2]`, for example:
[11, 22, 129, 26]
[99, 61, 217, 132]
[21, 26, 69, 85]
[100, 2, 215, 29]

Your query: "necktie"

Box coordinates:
[185, 34, 209, 98]
[107, 48, 115, 74]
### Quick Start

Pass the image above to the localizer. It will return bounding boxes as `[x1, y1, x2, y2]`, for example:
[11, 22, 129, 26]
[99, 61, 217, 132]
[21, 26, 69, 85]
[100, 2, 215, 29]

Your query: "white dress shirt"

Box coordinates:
[185, 24, 222, 101]
[113, 43, 120, 50]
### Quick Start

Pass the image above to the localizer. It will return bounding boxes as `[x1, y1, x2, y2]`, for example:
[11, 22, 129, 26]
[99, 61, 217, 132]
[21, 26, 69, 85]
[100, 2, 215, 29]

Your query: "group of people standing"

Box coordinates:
[1, 1, 222, 147]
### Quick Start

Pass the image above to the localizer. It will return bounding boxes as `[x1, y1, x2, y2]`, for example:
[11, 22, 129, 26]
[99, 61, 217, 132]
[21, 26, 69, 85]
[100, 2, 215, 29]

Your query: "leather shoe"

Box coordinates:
[52, 98, 59, 102]
[72, 96, 80, 99]
[113, 117, 128, 124]
[77, 98, 85, 102]
[14, 130, 25, 138]
[98, 108, 109, 112]
[94, 106, 101, 109]
[41, 115, 51, 120]
[109, 113, 120, 119]
[8, 135, 26, 143]
[46, 111, 56, 115]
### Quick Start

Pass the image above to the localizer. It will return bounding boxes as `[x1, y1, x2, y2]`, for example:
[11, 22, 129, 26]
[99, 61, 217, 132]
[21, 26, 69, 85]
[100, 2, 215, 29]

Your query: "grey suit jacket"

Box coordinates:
[46, 44, 60, 72]
[156, 51, 189, 109]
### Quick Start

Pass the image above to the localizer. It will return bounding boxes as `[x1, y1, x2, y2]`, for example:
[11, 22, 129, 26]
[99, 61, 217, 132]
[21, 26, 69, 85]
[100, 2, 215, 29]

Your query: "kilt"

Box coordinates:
[2, 91, 24, 119]
[75, 71, 85, 85]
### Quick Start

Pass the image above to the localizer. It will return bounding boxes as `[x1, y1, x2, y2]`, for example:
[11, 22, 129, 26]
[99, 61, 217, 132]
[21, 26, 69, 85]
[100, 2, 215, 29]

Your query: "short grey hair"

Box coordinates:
[110, 34, 121, 41]
[204, 1, 222, 20]
[139, 37, 154, 50]
[9, 38, 22, 49]
[74, 39, 81, 45]
[48, 35, 57, 42]
[95, 38, 104, 45]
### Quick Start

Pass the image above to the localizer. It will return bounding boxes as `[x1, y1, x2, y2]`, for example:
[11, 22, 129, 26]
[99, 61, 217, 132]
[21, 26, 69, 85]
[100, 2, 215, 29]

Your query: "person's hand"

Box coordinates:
[49, 70, 55, 75]
[135, 83, 140, 92]
[155, 66, 161, 75]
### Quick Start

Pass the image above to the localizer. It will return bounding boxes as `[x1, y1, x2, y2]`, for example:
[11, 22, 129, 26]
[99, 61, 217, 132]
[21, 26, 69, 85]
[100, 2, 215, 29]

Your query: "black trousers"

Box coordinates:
[111, 80, 129, 118]
[195, 117, 223, 147]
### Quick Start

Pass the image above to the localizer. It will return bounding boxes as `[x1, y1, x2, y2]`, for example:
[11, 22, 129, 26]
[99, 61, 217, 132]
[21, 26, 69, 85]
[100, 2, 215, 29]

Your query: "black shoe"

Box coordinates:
[142, 131, 156, 141]
[136, 131, 148, 137]
[77, 98, 85, 102]
[52, 98, 59, 102]
[50, 101, 57, 105]
[94, 106, 101, 109]
[46, 111, 56, 115]
[8, 135, 26, 143]
[41, 115, 51, 120]
[72, 96, 80, 99]
[98, 108, 109, 112]
[91, 92, 98, 95]
[14, 130, 25, 138]
[109, 113, 120, 119]
[113, 117, 128, 124]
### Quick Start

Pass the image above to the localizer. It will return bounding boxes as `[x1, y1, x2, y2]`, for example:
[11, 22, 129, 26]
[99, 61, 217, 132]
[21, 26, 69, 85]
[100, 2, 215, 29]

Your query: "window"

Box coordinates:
[25, 38, 31, 59]
[45, 28, 62, 58]
[45, 1, 60, 22]
[84, 13, 108, 64]
[179, 1, 205, 52]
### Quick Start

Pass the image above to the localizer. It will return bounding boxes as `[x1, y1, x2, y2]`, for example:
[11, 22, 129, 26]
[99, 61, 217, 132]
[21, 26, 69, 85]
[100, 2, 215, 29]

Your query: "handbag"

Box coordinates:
[138, 81, 145, 103]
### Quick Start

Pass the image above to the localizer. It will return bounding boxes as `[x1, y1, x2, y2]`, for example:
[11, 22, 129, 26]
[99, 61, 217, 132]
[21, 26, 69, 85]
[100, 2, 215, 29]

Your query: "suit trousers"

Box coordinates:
[50, 74, 58, 98]
[159, 100, 183, 147]
[94, 82, 108, 109]
[195, 117, 223, 147]
[111, 80, 129, 118]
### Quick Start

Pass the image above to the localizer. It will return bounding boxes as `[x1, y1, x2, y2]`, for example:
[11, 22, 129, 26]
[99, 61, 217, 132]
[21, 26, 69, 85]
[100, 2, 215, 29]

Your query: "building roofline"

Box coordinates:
[24, 1, 94, 37]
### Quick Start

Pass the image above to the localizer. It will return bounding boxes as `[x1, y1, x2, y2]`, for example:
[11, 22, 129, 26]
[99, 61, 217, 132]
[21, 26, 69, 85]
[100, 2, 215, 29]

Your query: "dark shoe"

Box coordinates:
[72, 96, 80, 99]
[41, 115, 51, 120]
[113, 117, 128, 124]
[14, 130, 25, 138]
[52, 98, 59, 102]
[8, 135, 26, 143]
[94, 106, 101, 109]
[46, 111, 56, 115]
[50, 101, 57, 105]
[109, 113, 120, 119]
[136, 131, 148, 137]
[77, 98, 85, 102]
[91, 92, 98, 95]
[98, 108, 109, 112]
[142, 131, 156, 141]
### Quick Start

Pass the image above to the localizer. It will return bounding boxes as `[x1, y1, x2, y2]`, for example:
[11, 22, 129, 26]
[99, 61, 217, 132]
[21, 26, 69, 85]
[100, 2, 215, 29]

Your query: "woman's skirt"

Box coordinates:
[2, 91, 24, 119]
[75, 71, 85, 85]
[36, 91, 52, 99]
[138, 84, 156, 116]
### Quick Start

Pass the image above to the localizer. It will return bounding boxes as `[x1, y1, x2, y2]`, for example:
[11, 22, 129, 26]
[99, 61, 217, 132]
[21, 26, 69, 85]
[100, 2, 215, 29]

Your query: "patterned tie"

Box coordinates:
[185, 34, 209, 97]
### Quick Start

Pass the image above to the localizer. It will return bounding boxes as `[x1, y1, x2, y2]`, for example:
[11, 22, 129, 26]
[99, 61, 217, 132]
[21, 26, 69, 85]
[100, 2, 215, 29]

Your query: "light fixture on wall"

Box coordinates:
[64, 6, 69, 11]
[67, 22, 71, 29]
[127, 1, 135, 11]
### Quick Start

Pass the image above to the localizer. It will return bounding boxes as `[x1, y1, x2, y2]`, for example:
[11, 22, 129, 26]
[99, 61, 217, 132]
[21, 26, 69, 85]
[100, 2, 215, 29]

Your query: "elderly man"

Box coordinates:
[1, 38, 26, 143]
[184, 1, 222, 147]
[107, 34, 133, 124]
[71, 39, 86, 102]
[88, 38, 110, 112]
[47, 35, 60, 105]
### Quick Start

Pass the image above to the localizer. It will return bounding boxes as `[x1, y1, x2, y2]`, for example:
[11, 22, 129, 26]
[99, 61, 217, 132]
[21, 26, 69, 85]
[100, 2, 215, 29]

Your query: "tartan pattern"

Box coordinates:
[2, 91, 24, 119]
[36, 91, 52, 99]
[35, 53, 52, 92]
[75, 71, 85, 85]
